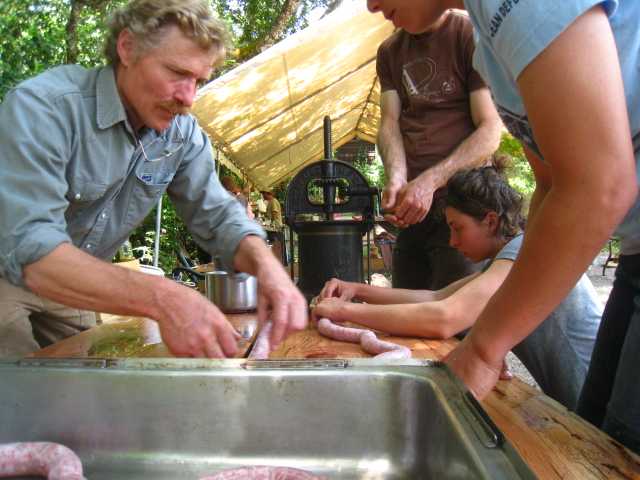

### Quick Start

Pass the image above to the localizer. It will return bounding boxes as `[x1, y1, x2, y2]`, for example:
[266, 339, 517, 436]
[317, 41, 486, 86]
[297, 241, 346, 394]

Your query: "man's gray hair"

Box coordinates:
[104, 0, 231, 66]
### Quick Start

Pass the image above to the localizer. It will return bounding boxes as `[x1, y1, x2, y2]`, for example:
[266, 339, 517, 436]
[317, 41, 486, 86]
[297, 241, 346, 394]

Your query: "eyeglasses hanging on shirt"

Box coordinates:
[137, 120, 186, 163]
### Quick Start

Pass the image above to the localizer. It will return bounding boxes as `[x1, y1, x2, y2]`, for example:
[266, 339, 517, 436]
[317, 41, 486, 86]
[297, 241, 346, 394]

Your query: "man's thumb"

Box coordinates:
[382, 189, 396, 210]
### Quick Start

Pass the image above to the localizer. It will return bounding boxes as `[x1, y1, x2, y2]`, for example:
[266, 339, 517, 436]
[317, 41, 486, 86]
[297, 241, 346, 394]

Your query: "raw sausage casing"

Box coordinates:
[0, 442, 85, 480]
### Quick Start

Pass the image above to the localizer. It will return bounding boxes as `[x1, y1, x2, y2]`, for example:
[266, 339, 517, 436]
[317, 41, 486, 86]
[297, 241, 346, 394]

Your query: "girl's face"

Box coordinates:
[445, 207, 499, 262]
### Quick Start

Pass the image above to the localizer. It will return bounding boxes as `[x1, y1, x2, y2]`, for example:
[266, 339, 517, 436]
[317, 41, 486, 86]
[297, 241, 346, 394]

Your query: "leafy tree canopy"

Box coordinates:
[0, 0, 337, 100]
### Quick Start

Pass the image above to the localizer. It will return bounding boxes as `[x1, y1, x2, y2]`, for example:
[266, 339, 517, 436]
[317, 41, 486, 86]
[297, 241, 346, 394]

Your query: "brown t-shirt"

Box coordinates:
[377, 10, 486, 181]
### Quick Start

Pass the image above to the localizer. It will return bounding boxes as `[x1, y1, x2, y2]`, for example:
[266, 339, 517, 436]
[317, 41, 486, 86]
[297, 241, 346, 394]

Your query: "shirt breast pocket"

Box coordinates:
[135, 156, 179, 199]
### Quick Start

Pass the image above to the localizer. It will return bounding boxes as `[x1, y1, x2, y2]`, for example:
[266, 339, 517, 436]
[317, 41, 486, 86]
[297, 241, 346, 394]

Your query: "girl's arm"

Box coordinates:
[313, 260, 511, 338]
[321, 272, 482, 305]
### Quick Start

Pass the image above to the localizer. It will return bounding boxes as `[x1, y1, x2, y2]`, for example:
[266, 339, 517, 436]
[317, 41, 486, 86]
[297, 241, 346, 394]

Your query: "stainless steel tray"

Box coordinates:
[0, 358, 536, 479]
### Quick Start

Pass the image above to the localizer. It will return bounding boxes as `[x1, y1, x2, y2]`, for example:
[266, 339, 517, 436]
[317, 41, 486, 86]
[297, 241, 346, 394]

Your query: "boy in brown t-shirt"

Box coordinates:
[376, 9, 502, 289]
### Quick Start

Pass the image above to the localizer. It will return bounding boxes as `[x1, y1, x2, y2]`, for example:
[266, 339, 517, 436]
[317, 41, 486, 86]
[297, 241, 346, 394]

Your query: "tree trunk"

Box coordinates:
[236, 0, 302, 62]
[65, 0, 82, 64]
[261, 0, 301, 49]
[65, 0, 110, 64]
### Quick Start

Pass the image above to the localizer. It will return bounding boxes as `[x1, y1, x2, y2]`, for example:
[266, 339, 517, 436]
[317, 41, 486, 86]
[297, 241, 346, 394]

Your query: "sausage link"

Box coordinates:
[372, 346, 412, 360]
[360, 331, 404, 355]
[248, 321, 272, 359]
[200, 465, 326, 479]
[316, 318, 363, 343]
[0, 442, 85, 480]
[317, 318, 412, 359]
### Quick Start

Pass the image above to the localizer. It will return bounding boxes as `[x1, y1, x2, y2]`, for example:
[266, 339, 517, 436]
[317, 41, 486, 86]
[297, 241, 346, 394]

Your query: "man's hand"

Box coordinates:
[22, 243, 243, 358]
[394, 177, 436, 226]
[234, 235, 308, 349]
[444, 335, 504, 399]
[381, 178, 405, 211]
[254, 258, 308, 348]
[381, 178, 404, 226]
[385, 176, 436, 227]
[156, 283, 241, 357]
[319, 278, 358, 301]
[312, 297, 348, 323]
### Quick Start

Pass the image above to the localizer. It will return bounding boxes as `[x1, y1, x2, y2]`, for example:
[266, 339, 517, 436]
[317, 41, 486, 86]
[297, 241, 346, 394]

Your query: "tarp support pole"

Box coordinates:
[153, 196, 162, 268]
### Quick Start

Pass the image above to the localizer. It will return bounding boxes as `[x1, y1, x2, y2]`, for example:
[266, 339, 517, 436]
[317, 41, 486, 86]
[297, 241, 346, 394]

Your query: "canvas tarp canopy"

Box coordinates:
[193, 2, 393, 190]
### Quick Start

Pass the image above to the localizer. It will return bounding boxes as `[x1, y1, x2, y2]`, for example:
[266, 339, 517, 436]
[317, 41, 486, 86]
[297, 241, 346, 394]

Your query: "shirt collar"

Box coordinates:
[96, 65, 128, 130]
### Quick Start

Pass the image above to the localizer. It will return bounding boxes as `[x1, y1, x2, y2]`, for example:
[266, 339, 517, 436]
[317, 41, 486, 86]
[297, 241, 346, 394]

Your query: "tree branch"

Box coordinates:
[65, 0, 82, 64]
[65, 0, 110, 64]
[321, 0, 344, 18]
[235, 0, 301, 62]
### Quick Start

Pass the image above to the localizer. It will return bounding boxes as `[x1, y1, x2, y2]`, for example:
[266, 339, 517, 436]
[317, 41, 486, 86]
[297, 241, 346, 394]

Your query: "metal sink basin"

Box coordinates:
[0, 358, 535, 479]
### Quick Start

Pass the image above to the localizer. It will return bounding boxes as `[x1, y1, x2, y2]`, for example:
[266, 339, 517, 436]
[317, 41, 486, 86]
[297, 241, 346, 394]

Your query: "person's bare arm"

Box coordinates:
[522, 144, 552, 222]
[366, 271, 482, 303]
[394, 87, 503, 225]
[23, 243, 240, 358]
[446, 6, 638, 399]
[319, 272, 480, 304]
[378, 90, 408, 212]
[314, 260, 511, 338]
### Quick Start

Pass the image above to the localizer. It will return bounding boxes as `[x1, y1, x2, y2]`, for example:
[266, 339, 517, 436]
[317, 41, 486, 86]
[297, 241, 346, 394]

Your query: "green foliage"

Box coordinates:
[0, 0, 130, 100]
[213, 0, 329, 48]
[272, 180, 289, 204]
[128, 194, 199, 274]
[353, 145, 386, 189]
[72, 1, 129, 64]
[0, 0, 329, 100]
[206, 0, 333, 75]
[498, 131, 536, 201]
[1, 0, 69, 99]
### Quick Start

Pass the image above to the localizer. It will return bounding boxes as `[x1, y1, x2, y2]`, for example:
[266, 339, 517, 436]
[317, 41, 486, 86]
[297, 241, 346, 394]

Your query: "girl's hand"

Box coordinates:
[311, 297, 348, 323]
[319, 278, 357, 301]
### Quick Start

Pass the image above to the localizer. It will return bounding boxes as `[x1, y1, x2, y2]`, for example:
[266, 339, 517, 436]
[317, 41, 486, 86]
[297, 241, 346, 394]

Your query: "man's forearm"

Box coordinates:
[232, 234, 277, 276]
[23, 243, 174, 319]
[416, 116, 501, 190]
[377, 119, 407, 184]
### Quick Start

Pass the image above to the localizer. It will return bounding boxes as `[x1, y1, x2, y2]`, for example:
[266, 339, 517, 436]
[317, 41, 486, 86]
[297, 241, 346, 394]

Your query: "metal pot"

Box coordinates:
[204, 271, 258, 313]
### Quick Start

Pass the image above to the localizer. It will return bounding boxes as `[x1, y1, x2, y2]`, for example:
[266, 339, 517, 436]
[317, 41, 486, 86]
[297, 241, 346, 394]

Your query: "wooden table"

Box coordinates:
[32, 314, 640, 479]
[271, 327, 640, 479]
[31, 313, 258, 359]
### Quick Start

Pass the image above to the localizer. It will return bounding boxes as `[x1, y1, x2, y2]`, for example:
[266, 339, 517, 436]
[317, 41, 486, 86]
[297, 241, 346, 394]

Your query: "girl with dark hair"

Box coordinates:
[314, 159, 602, 410]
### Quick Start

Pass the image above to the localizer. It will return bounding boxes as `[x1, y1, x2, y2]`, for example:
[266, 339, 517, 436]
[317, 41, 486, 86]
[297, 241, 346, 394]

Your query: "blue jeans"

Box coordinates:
[577, 254, 640, 454]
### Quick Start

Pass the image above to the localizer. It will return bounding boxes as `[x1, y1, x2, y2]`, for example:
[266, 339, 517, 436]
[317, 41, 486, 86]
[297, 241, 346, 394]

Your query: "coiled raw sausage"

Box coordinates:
[316, 318, 363, 343]
[0, 442, 85, 480]
[317, 318, 411, 359]
[248, 321, 273, 359]
[200, 466, 326, 479]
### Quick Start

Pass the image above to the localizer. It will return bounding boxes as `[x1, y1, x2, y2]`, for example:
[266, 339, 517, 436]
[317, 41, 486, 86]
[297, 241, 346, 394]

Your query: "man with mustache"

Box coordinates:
[0, 0, 307, 358]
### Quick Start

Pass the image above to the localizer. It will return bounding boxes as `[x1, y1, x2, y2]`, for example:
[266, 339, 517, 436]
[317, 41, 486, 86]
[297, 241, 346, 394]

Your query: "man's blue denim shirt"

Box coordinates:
[0, 64, 265, 286]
